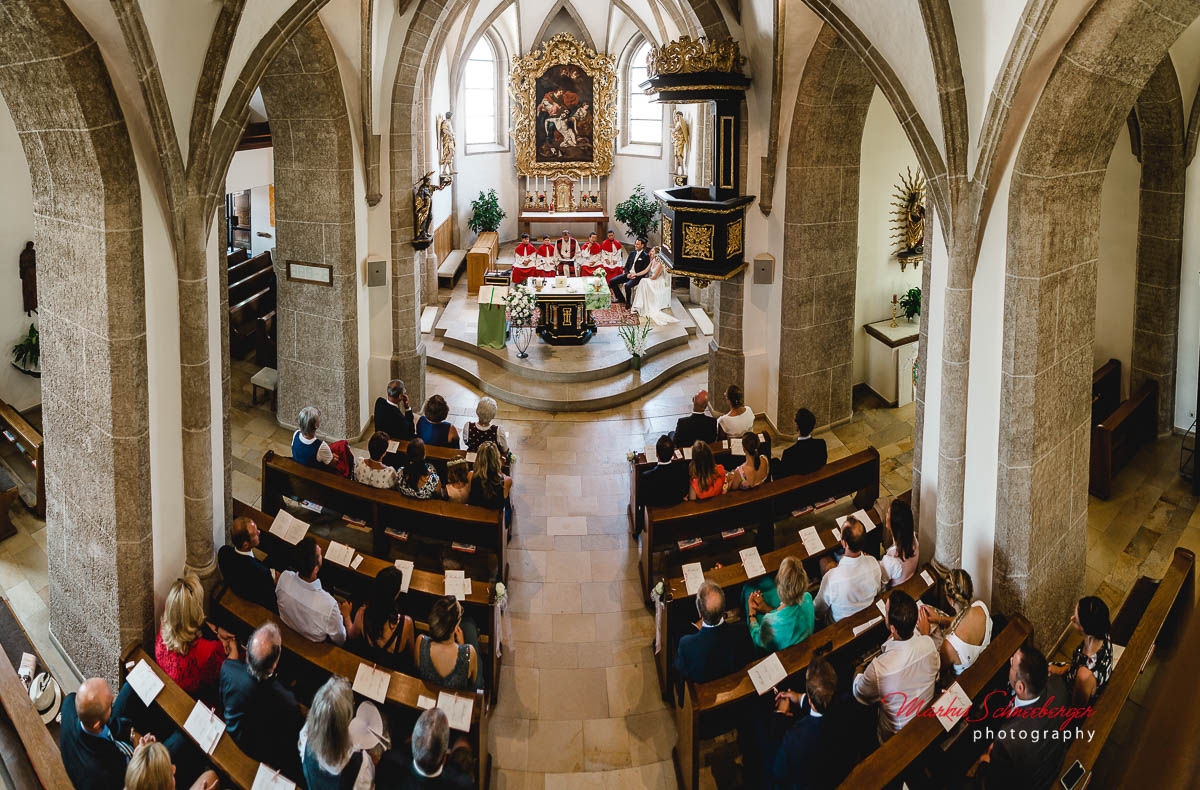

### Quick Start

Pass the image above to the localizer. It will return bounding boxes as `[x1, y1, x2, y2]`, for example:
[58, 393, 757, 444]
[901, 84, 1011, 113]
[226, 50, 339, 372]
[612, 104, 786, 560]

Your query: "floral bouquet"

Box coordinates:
[617, 318, 652, 357]
[504, 284, 538, 327]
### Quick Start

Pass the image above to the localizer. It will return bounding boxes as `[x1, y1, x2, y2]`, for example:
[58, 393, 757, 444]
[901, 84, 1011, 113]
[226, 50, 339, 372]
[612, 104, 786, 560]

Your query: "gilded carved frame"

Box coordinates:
[510, 33, 618, 178]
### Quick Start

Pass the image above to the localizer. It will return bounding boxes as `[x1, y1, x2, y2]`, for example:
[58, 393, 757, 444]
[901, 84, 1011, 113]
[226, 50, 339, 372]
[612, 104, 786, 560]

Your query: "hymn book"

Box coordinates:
[933, 681, 972, 731]
[125, 659, 164, 707]
[324, 541, 355, 567]
[352, 663, 392, 704]
[183, 701, 225, 755]
[417, 695, 436, 710]
[394, 559, 414, 593]
[268, 510, 309, 544]
[437, 691, 474, 732]
[728, 438, 744, 456]
[875, 599, 888, 618]
[747, 653, 787, 695]
[387, 440, 400, 454]
[251, 765, 296, 790]
[739, 547, 766, 579]
[798, 527, 824, 555]
[920, 570, 935, 586]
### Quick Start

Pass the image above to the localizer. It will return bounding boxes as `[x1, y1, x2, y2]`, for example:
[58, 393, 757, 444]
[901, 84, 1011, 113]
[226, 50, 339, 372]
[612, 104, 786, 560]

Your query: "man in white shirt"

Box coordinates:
[852, 590, 939, 743]
[814, 519, 885, 622]
[275, 537, 351, 644]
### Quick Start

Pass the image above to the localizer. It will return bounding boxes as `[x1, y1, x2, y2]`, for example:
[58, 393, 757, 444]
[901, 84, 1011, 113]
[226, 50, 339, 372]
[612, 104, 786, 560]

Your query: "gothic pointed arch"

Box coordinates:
[533, 0, 598, 50]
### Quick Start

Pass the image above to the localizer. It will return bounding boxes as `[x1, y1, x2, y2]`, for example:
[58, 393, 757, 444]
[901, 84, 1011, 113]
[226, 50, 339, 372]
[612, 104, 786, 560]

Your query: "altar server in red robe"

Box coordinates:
[599, 229, 625, 281]
[512, 233, 538, 285]
[555, 230, 579, 276]
[535, 235, 557, 275]
[579, 232, 604, 277]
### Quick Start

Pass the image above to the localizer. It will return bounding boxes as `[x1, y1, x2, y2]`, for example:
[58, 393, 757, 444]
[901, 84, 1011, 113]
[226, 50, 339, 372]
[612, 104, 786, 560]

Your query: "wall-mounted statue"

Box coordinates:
[19, 241, 36, 315]
[671, 111, 689, 186]
[438, 111, 456, 178]
[891, 167, 925, 271]
[412, 171, 452, 250]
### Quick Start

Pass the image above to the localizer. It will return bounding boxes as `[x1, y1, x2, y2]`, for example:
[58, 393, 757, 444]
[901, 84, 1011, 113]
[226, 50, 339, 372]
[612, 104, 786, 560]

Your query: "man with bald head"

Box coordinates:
[671, 390, 717, 448]
[60, 677, 148, 789]
[220, 621, 304, 783]
[673, 581, 754, 705]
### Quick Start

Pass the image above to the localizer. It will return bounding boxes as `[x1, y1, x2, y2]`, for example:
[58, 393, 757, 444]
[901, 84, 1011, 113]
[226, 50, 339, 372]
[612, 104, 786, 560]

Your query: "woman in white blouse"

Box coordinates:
[716, 384, 755, 439]
[880, 499, 919, 587]
[919, 569, 992, 675]
[353, 432, 399, 490]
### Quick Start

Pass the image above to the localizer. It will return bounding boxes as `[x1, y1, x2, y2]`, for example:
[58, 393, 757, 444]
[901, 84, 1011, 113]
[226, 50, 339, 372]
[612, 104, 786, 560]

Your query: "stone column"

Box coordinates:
[933, 254, 971, 571]
[392, 245, 428, 410]
[910, 213, 933, 530]
[708, 274, 745, 411]
[219, 209, 233, 529]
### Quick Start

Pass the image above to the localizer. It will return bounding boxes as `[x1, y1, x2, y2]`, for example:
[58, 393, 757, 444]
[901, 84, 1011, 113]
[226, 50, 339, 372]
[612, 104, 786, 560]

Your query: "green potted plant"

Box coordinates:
[468, 189, 506, 235]
[11, 323, 39, 378]
[899, 287, 921, 322]
[614, 184, 660, 242]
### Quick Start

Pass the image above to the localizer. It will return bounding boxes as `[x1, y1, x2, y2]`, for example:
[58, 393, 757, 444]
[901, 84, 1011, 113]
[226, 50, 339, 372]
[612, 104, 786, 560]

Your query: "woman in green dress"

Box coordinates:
[742, 555, 815, 653]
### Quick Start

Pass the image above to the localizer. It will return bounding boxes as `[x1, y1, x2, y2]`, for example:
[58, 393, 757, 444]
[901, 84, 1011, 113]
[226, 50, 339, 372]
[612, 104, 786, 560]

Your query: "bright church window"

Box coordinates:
[465, 37, 498, 146]
[626, 38, 661, 146]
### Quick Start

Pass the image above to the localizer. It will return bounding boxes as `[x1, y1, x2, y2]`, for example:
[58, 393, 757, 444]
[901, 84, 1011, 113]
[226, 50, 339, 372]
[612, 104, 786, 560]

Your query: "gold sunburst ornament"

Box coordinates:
[891, 167, 926, 271]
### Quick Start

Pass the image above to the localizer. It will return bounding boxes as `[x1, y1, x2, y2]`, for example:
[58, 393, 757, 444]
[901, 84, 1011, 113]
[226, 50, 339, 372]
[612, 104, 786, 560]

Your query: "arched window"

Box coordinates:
[625, 37, 662, 147]
[464, 36, 501, 147]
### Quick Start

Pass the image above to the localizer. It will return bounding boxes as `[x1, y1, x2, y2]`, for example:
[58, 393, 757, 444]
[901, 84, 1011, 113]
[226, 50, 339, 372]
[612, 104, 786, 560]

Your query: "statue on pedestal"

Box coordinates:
[412, 171, 451, 250]
[671, 111, 689, 186]
[438, 112, 457, 178]
[18, 241, 36, 315]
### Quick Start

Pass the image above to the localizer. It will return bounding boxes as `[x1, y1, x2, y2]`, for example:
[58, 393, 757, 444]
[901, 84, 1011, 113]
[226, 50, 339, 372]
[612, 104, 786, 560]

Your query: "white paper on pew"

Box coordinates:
[729, 438, 744, 456]
[799, 526, 824, 555]
[394, 560, 414, 593]
[739, 547, 766, 579]
[352, 663, 391, 704]
[183, 701, 225, 755]
[269, 510, 309, 545]
[251, 764, 296, 790]
[681, 446, 693, 460]
[875, 599, 888, 619]
[126, 659, 164, 707]
[747, 653, 787, 696]
[933, 681, 972, 732]
[466, 452, 477, 464]
[386, 440, 400, 454]
[437, 691, 474, 732]
[681, 563, 705, 596]
[832, 527, 842, 542]
[325, 541, 355, 567]
[852, 615, 883, 637]
[644, 446, 657, 461]
[836, 509, 877, 534]
[1111, 643, 1126, 667]
[920, 570, 935, 587]
[350, 554, 363, 570]
[416, 695, 436, 710]
[445, 570, 468, 601]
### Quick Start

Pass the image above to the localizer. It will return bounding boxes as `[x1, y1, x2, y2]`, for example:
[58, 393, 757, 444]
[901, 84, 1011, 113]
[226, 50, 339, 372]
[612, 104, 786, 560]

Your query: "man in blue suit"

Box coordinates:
[674, 581, 754, 705]
[769, 657, 856, 789]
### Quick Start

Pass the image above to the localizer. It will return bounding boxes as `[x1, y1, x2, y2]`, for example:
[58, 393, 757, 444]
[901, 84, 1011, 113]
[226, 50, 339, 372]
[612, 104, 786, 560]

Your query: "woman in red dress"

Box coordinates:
[154, 574, 239, 706]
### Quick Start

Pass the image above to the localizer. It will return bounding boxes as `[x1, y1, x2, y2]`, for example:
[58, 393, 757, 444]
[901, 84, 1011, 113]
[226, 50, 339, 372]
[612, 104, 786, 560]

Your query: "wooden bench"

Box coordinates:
[227, 251, 272, 289]
[628, 439, 746, 535]
[0, 635, 69, 788]
[255, 310, 276, 368]
[1092, 358, 1121, 428]
[0, 399, 44, 518]
[837, 615, 1033, 789]
[226, 248, 249, 267]
[215, 588, 491, 789]
[230, 287, 276, 357]
[119, 644, 259, 790]
[381, 438, 510, 480]
[437, 249, 467, 289]
[228, 263, 274, 305]
[640, 448, 881, 603]
[1089, 379, 1157, 499]
[233, 498, 504, 705]
[1055, 547, 1194, 788]
[262, 451, 508, 583]
[673, 566, 935, 790]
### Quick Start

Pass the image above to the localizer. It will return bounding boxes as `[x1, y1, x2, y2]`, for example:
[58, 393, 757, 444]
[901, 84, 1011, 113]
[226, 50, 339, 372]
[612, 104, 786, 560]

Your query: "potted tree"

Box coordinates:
[10, 323, 39, 378]
[614, 184, 660, 242]
[468, 189, 506, 237]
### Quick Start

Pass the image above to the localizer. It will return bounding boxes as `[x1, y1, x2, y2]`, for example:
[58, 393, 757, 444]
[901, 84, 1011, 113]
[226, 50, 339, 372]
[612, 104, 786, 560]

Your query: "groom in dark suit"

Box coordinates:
[608, 237, 648, 305]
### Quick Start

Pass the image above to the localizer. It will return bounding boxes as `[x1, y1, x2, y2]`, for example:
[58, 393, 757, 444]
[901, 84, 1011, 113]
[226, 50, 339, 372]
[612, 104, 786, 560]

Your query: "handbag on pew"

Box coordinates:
[328, 439, 354, 478]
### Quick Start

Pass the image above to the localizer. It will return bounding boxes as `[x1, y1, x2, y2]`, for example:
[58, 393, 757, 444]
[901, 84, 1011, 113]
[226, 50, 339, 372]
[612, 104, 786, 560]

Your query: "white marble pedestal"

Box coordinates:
[864, 318, 920, 406]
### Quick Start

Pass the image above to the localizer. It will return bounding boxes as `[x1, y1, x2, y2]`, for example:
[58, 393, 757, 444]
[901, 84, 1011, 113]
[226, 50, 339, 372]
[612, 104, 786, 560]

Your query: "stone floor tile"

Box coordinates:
[605, 663, 661, 717]
[527, 720, 585, 773]
[539, 667, 610, 720]
[582, 718, 633, 770]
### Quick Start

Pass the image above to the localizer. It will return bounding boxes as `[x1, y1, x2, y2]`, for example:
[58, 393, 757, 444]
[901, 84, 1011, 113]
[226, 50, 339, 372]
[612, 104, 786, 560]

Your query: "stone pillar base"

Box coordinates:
[391, 344, 428, 411]
[708, 341, 745, 413]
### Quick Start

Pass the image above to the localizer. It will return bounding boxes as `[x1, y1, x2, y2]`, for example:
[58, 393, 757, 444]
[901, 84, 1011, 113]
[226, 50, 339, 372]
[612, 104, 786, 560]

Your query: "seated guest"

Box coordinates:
[638, 435, 689, 509]
[724, 431, 770, 492]
[1051, 595, 1113, 706]
[852, 590, 939, 743]
[814, 519, 884, 622]
[879, 499, 918, 587]
[61, 678, 156, 790]
[775, 407, 827, 479]
[919, 568, 992, 675]
[276, 537, 351, 645]
[743, 556, 815, 654]
[377, 708, 474, 788]
[973, 644, 1071, 789]
[155, 573, 236, 704]
[124, 742, 219, 790]
[220, 622, 305, 784]
[716, 384, 755, 439]
[354, 431, 400, 489]
[672, 390, 717, 448]
[686, 441, 726, 501]
[467, 441, 512, 509]
[374, 379, 415, 441]
[347, 566, 416, 670]
[770, 657, 855, 789]
[400, 438, 442, 500]
[292, 405, 334, 467]
[217, 515, 277, 612]
[299, 676, 377, 788]
[417, 394, 461, 448]
[675, 582, 755, 703]
[462, 396, 508, 454]
[443, 459, 471, 504]
[414, 597, 480, 692]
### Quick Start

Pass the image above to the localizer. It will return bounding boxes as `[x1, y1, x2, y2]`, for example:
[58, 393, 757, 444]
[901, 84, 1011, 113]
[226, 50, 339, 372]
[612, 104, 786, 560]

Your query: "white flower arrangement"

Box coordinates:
[618, 319, 653, 357]
[504, 284, 538, 327]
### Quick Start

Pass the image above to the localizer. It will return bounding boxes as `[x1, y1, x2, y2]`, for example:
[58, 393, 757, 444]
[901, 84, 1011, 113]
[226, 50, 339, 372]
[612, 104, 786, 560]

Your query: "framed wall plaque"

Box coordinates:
[286, 260, 333, 286]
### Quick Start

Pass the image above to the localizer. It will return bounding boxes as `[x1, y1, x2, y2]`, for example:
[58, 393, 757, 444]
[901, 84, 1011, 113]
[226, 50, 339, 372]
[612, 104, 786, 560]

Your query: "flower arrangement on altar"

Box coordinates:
[617, 318, 652, 358]
[504, 284, 538, 327]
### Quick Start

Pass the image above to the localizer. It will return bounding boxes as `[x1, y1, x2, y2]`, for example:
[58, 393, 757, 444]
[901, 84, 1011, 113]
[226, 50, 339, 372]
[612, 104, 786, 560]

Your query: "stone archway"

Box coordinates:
[998, 0, 1200, 641]
[258, 17, 361, 438]
[778, 25, 876, 431]
[0, 0, 152, 679]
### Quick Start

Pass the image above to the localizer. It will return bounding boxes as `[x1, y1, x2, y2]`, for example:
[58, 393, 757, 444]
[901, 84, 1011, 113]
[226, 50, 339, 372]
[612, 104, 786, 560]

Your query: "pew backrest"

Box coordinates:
[0, 399, 44, 517]
[228, 265, 274, 306]
[1092, 358, 1121, 427]
[227, 251, 271, 285]
[1089, 379, 1157, 499]
[0, 639, 68, 788]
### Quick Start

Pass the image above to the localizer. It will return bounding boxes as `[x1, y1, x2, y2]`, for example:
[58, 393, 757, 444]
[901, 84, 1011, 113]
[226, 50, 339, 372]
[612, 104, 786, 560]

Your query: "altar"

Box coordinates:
[530, 276, 612, 344]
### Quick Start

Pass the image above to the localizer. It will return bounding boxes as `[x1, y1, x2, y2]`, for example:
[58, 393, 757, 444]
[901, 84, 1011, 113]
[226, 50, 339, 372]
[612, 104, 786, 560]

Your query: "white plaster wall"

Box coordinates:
[853, 89, 923, 386]
[1171, 19, 1200, 431]
[141, 0, 222, 162]
[248, 186, 275, 258]
[215, 0, 308, 124]
[226, 148, 274, 193]
[0, 98, 40, 411]
[1094, 126, 1138, 399]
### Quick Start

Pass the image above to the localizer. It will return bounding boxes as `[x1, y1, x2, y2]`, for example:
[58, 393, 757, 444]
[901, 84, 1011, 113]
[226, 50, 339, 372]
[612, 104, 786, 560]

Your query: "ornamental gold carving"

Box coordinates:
[510, 33, 617, 178]
[646, 36, 745, 78]
[681, 222, 714, 261]
[727, 218, 743, 257]
[662, 216, 673, 253]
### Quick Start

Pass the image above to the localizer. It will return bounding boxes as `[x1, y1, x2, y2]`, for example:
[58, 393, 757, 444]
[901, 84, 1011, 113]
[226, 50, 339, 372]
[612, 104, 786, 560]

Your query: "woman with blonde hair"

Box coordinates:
[467, 441, 512, 509]
[299, 676, 377, 788]
[918, 568, 992, 674]
[154, 574, 237, 703]
[743, 555, 816, 653]
[686, 441, 726, 500]
[124, 740, 219, 790]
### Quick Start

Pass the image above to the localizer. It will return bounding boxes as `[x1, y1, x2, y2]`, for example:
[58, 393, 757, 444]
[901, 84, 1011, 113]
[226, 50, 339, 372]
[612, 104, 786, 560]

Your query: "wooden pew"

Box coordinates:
[228, 254, 271, 288]
[1092, 358, 1121, 428]
[228, 265, 274, 305]
[0, 636, 69, 788]
[640, 448, 881, 603]
[0, 399, 44, 518]
[226, 248, 249, 267]
[1055, 547, 1194, 789]
[215, 588, 491, 789]
[673, 566, 935, 790]
[837, 615, 1034, 789]
[233, 499, 504, 705]
[628, 440, 740, 535]
[1089, 379, 1157, 499]
[229, 287, 276, 357]
[381, 438, 510, 480]
[119, 644, 259, 790]
[255, 310, 276, 368]
[262, 451, 508, 583]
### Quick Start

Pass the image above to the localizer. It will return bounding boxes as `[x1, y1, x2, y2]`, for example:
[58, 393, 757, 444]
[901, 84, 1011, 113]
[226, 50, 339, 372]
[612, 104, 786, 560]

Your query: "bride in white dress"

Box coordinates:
[630, 247, 679, 326]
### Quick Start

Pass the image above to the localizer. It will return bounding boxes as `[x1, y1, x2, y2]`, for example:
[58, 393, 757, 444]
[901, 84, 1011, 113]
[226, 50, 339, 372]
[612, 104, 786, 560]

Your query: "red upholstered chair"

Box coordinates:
[511, 266, 535, 285]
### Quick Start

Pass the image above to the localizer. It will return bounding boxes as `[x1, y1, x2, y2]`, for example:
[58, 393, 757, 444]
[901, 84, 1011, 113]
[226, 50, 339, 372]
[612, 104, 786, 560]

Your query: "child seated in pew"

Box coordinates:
[399, 438, 443, 500]
[742, 556, 816, 654]
[1049, 595, 1113, 706]
[686, 441, 726, 501]
[444, 458, 471, 504]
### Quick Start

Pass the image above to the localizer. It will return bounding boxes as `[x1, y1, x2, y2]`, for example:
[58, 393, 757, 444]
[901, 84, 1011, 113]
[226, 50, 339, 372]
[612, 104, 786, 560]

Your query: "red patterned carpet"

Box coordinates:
[592, 303, 635, 326]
